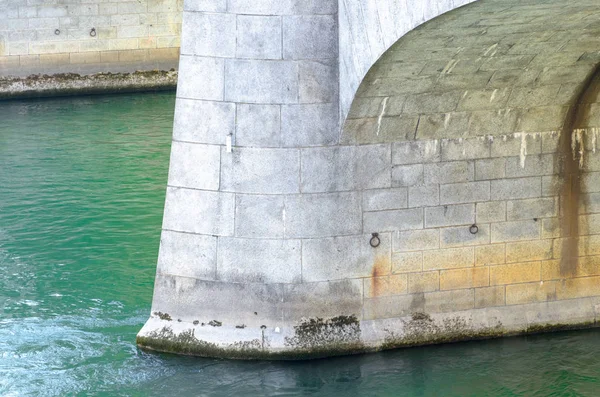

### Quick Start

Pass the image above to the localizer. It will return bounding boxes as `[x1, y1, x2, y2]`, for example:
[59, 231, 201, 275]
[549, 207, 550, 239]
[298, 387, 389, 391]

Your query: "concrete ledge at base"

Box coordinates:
[137, 296, 600, 360]
[0, 70, 178, 100]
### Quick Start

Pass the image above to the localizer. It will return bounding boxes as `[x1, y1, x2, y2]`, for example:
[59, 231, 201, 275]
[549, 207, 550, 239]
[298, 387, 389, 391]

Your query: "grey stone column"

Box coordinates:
[138, 0, 350, 358]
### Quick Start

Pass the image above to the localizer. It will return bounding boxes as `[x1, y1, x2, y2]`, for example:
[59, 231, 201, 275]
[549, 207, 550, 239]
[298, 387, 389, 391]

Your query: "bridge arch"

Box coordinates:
[139, 0, 600, 359]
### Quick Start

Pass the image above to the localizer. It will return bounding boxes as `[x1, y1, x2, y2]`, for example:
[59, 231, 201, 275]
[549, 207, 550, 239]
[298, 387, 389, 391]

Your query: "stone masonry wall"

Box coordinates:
[138, 0, 600, 359]
[0, 0, 181, 76]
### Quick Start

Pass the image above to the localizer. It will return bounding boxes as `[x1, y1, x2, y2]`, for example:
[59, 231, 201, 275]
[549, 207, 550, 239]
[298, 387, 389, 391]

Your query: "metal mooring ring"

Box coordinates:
[54, 29, 60, 35]
[90, 28, 97, 37]
[469, 224, 479, 235]
[370, 233, 381, 248]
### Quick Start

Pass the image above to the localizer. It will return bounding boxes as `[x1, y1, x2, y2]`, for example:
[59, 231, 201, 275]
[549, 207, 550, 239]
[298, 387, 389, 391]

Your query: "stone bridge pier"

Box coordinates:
[138, 0, 600, 359]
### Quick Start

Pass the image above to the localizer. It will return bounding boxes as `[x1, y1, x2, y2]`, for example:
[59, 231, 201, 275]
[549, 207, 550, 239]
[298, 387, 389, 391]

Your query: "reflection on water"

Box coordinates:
[0, 93, 599, 396]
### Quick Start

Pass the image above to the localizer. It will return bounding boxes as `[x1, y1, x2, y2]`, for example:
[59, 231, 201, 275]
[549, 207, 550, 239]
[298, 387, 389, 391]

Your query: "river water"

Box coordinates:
[0, 92, 598, 396]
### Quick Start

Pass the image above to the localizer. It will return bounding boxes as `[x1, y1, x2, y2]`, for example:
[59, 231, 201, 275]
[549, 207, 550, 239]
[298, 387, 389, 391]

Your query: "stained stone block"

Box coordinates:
[235, 104, 281, 147]
[392, 140, 441, 165]
[281, 103, 339, 147]
[217, 238, 301, 283]
[151, 274, 284, 326]
[363, 188, 408, 212]
[283, 15, 337, 60]
[236, 15, 282, 60]
[491, 220, 540, 243]
[425, 204, 475, 228]
[167, 141, 220, 191]
[424, 161, 474, 185]
[283, 279, 363, 321]
[364, 208, 424, 233]
[220, 147, 300, 194]
[157, 231, 217, 280]
[301, 233, 391, 282]
[177, 55, 224, 101]
[180, 12, 235, 58]
[491, 177, 542, 200]
[299, 59, 338, 103]
[163, 187, 234, 236]
[235, 195, 285, 238]
[285, 192, 362, 238]
[172, 99, 235, 145]
[224, 59, 298, 104]
[301, 145, 391, 193]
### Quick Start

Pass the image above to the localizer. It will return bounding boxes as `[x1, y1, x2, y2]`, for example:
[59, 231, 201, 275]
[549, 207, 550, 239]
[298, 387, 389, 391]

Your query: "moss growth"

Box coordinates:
[153, 311, 172, 321]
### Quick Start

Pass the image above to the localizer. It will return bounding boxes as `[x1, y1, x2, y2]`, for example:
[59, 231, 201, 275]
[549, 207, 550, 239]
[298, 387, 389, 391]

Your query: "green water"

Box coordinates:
[0, 92, 599, 396]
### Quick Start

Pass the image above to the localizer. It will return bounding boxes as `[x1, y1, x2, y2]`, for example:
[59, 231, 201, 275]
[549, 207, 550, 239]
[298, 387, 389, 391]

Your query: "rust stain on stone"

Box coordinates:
[370, 254, 391, 297]
[558, 65, 600, 277]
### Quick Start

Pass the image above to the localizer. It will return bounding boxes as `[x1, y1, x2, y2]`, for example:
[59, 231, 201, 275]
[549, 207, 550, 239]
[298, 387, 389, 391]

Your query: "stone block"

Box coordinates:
[505, 239, 553, 263]
[363, 188, 408, 212]
[476, 201, 506, 223]
[285, 192, 362, 238]
[283, 15, 336, 60]
[227, 0, 337, 16]
[236, 15, 282, 59]
[392, 164, 423, 187]
[441, 137, 491, 161]
[364, 274, 408, 298]
[184, 0, 225, 12]
[347, 97, 387, 119]
[393, 229, 439, 252]
[283, 279, 363, 322]
[505, 154, 556, 178]
[440, 181, 490, 205]
[225, 59, 298, 104]
[475, 158, 506, 180]
[475, 244, 506, 266]
[556, 276, 600, 300]
[363, 294, 418, 320]
[517, 106, 568, 132]
[457, 88, 510, 111]
[489, 262, 541, 285]
[301, 145, 391, 193]
[440, 224, 490, 248]
[392, 252, 423, 273]
[490, 133, 542, 158]
[440, 267, 489, 290]
[408, 185, 439, 208]
[217, 238, 301, 283]
[299, 59, 338, 103]
[364, 208, 423, 233]
[475, 286, 505, 308]
[424, 161, 474, 185]
[581, 172, 600, 193]
[403, 91, 463, 114]
[408, 272, 440, 293]
[235, 195, 284, 238]
[235, 104, 281, 147]
[281, 103, 338, 146]
[468, 109, 518, 136]
[162, 187, 235, 236]
[425, 204, 475, 228]
[180, 12, 235, 57]
[172, 99, 235, 145]
[423, 247, 475, 271]
[220, 147, 300, 194]
[506, 197, 557, 221]
[392, 140, 441, 165]
[491, 177, 541, 200]
[491, 220, 540, 243]
[505, 281, 558, 305]
[157, 231, 217, 280]
[167, 141, 220, 191]
[424, 289, 475, 313]
[152, 274, 284, 326]
[416, 112, 470, 140]
[177, 55, 224, 101]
